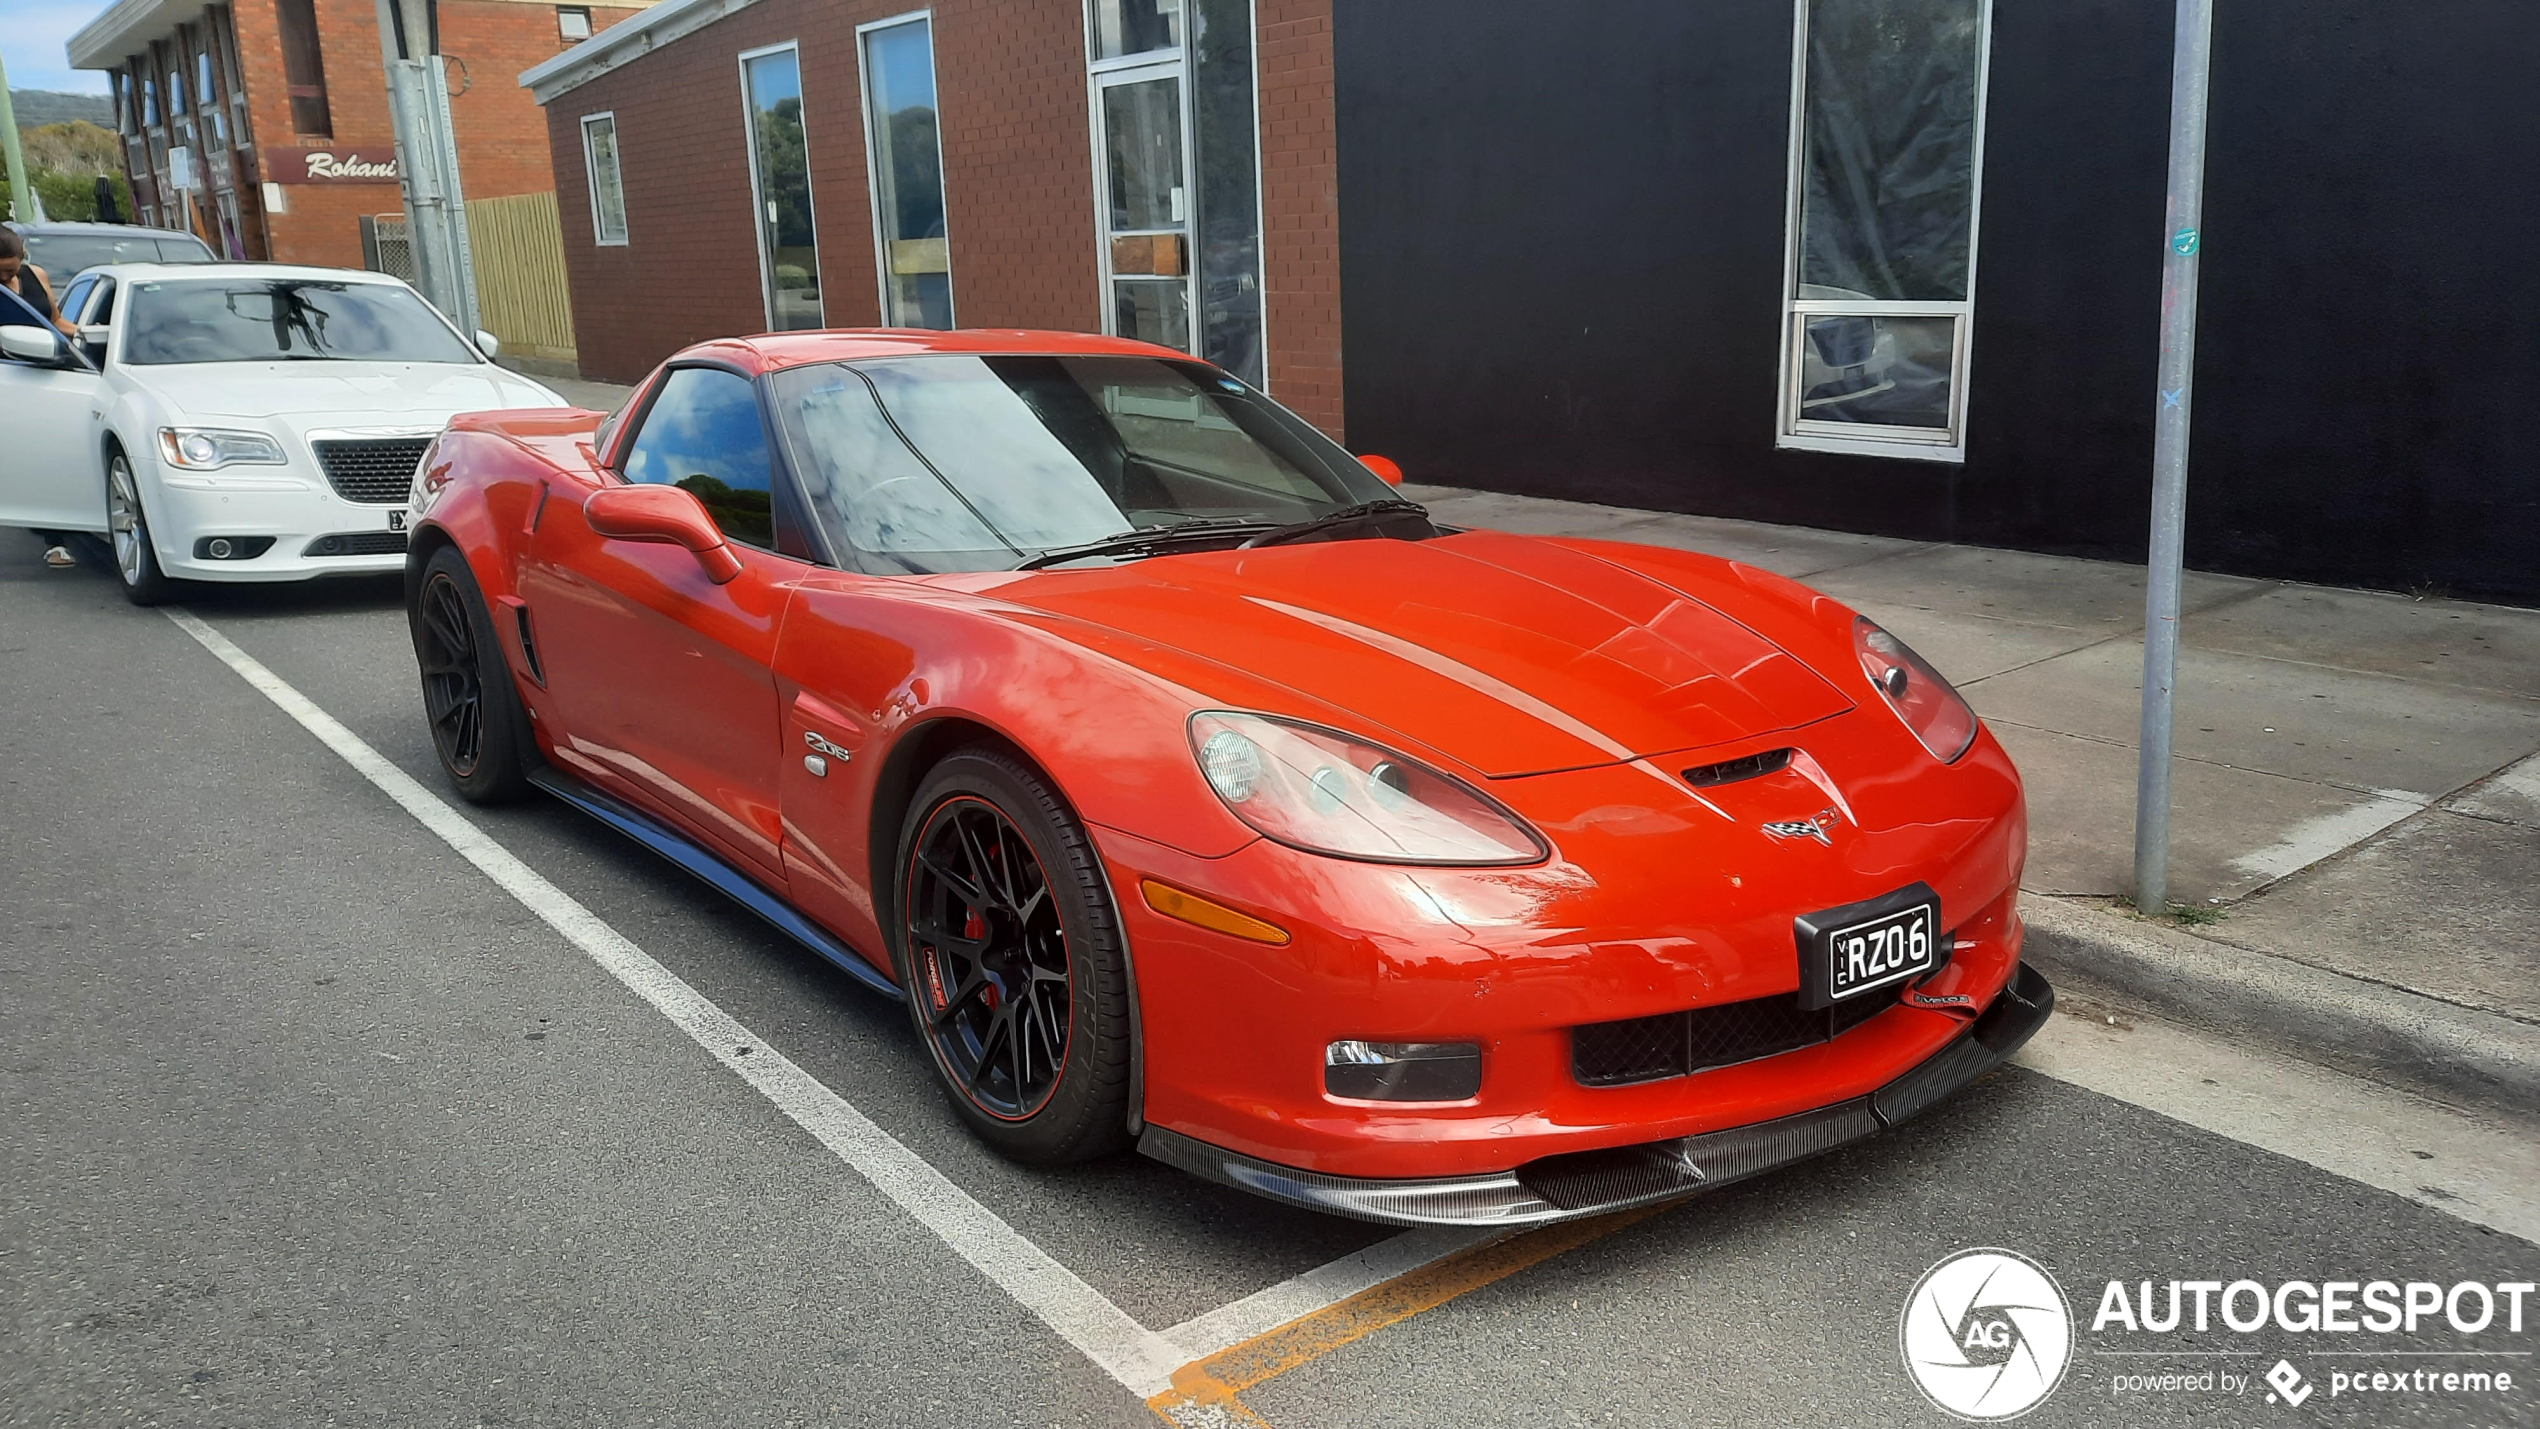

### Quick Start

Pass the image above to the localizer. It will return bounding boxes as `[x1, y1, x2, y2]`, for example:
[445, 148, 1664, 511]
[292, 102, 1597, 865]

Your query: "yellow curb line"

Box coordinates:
[1144, 1203, 1671, 1426]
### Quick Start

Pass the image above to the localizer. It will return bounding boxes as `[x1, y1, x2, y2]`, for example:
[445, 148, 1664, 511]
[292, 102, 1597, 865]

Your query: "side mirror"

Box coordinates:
[0, 324, 69, 366]
[583, 483, 744, 583]
[1358, 453, 1404, 486]
[475, 329, 503, 358]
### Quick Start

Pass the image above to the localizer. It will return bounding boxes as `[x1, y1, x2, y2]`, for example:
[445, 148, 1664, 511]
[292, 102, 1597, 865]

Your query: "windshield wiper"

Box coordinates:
[1013, 517, 1277, 571]
[1239, 498, 1433, 550]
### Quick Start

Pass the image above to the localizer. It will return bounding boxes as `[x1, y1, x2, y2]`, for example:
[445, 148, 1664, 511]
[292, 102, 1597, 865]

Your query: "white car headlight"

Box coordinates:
[158, 427, 288, 470]
[1189, 711, 1549, 866]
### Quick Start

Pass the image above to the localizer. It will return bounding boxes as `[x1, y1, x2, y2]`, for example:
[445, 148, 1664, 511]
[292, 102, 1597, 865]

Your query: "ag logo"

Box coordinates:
[1900, 1248, 2073, 1420]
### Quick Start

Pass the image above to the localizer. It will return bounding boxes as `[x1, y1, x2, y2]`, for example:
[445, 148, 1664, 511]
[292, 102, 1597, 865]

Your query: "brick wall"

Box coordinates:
[217, 0, 644, 266]
[541, 0, 1346, 441]
[1256, 0, 1341, 440]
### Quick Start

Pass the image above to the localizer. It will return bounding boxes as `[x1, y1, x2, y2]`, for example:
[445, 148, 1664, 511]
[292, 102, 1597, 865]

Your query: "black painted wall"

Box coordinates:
[1333, 1, 2540, 602]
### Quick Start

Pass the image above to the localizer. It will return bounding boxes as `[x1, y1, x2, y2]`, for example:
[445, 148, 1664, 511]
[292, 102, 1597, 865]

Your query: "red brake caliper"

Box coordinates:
[967, 908, 998, 1009]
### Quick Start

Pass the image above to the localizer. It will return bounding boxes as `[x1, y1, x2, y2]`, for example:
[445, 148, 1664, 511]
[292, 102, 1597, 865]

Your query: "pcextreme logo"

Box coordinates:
[1900, 1248, 2076, 1421]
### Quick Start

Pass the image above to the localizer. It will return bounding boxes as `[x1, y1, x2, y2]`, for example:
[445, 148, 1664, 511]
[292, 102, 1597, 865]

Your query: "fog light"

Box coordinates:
[206, 537, 233, 559]
[1325, 1040, 1482, 1102]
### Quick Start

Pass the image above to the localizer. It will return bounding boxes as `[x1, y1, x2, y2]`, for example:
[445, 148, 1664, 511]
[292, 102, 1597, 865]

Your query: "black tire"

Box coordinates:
[409, 545, 535, 804]
[106, 449, 175, 606]
[897, 749, 1132, 1166]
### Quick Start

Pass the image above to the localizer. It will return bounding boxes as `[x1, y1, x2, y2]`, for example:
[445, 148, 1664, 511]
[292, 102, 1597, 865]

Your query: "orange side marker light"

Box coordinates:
[1140, 880, 1292, 946]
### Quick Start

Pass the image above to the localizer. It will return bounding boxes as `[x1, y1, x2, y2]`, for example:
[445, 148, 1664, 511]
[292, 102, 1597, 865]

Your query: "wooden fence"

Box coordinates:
[366, 191, 577, 371]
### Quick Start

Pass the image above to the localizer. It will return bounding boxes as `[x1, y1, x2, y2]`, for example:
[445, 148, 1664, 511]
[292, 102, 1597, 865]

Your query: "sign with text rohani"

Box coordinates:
[263, 147, 402, 185]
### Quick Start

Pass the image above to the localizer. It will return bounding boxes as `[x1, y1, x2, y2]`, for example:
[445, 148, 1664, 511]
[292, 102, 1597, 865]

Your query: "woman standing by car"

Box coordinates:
[0, 230, 77, 340]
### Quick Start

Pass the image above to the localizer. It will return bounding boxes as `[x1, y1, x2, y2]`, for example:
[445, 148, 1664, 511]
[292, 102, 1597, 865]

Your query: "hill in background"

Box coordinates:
[11, 90, 114, 130]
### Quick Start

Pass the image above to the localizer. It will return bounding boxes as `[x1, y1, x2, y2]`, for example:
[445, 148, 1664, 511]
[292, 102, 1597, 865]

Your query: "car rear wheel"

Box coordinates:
[898, 750, 1132, 1165]
[411, 545, 535, 804]
[107, 452, 174, 606]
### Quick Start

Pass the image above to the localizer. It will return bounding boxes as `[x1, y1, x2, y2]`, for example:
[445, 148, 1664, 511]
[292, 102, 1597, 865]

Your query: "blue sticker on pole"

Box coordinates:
[2171, 227, 2200, 255]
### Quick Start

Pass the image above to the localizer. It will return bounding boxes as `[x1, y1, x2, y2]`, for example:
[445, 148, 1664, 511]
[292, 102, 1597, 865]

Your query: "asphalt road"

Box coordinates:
[4, 529, 2534, 1429]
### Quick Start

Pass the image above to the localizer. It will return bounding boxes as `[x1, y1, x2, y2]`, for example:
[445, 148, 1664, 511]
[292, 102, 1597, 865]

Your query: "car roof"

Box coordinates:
[74, 261, 408, 284]
[4, 220, 210, 240]
[703, 328, 1201, 375]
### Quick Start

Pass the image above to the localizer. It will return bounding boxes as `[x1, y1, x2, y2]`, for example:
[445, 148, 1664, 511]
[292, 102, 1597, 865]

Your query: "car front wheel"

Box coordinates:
[107, 452, 173, 606]
[898, 749, 1133, 1166]
[410, 544, 535, 804]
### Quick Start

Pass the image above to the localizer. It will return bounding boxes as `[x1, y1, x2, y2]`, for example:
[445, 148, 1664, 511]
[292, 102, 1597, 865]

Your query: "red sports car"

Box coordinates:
[403, 329, 2049, 1226]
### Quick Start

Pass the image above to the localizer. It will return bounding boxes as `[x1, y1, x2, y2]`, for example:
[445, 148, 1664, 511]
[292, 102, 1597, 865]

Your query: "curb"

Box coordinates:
[2018, 895, 2540, 1117]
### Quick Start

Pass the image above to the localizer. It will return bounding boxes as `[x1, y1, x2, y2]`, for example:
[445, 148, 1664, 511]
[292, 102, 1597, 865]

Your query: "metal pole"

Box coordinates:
[0, 54, 43, 223]
[373, 0, 478, 333]
[2132, 0, 2216, 915]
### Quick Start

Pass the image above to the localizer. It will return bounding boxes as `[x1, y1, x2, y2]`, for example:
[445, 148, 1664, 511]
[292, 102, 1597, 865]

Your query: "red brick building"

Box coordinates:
[69, 0, 650, 270]
[522, 0, 1343, 437]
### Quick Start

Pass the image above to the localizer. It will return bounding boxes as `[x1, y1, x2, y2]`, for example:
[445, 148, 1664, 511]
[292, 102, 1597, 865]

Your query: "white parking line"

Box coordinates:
[162, 609, 1189, 1398]
[1161, 1225, 1499, 1362]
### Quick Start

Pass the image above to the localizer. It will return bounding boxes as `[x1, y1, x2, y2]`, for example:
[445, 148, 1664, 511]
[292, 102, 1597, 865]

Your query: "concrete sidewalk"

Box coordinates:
[1406, 482, 2540, 1111]
[531, 374, 2540, 1109]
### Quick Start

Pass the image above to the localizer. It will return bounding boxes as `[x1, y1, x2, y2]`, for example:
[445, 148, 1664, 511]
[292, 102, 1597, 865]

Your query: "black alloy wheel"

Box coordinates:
[898, 749, 1131, 1164]
[416, 570, 486, 778]
[907, 795, 1074, 1118]
[409, 545, 534, 804]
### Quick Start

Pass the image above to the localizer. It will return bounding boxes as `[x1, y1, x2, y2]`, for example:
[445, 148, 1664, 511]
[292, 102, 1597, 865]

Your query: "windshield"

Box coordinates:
[123, 278, 478, 365]
[768, 354, 1398, 573]
[21, 231, 213, 279]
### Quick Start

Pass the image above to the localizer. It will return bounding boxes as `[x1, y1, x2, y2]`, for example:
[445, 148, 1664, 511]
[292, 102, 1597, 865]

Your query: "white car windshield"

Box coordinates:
[123, 278, 479, 365]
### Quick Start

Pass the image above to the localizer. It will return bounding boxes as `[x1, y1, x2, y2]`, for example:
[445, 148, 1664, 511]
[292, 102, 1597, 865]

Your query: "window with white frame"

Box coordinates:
[1084, 0, 1268, 386]
[859, 13, 954, 328]
[1777, 0, 1992, 460]
[581, 112, 628, 245]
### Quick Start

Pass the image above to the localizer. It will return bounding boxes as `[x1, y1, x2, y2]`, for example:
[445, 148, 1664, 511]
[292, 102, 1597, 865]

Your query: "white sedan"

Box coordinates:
[0, 262, 567, 603]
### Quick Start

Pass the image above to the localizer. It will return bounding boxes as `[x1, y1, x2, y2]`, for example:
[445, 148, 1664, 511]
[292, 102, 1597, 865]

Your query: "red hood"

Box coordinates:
[983, 530, 1853, 778]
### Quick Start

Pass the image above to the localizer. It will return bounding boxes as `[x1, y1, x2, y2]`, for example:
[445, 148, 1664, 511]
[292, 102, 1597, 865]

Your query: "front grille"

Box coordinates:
[303, 531, 410, 557]
[313, 437, 432, 503]
[1573, 981, 1911, 1088]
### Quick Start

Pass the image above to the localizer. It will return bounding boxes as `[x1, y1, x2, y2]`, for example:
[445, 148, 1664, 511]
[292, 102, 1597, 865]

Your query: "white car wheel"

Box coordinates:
[106, 452, 173, 606]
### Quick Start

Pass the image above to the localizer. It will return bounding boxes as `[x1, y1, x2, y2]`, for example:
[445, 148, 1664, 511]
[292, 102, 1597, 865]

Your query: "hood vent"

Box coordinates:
[1682, 747, 1794, 789]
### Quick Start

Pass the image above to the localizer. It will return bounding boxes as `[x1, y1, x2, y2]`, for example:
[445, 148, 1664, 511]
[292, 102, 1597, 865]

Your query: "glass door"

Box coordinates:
[742, 44, 824, 331]
[1096, 63, 1195, 353]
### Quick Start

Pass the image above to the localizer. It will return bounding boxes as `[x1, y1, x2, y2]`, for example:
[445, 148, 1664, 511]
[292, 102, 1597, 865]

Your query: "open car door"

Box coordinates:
[0, 288, 108, 532]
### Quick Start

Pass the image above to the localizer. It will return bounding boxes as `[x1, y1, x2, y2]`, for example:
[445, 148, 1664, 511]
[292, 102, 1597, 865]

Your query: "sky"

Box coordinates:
[3, 1, 117, 95]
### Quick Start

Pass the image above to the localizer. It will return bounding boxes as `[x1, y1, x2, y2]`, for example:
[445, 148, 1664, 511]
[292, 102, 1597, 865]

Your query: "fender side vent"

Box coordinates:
[1682, 747, 1793, 788]
[514, 605, 546, 686]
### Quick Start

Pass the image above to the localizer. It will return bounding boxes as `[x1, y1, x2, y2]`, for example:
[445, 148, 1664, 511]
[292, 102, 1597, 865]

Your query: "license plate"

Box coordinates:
[1822, 903, 1935, 1001]
[387, 509, 408, 532]
[1792, 881, 1941, 1009]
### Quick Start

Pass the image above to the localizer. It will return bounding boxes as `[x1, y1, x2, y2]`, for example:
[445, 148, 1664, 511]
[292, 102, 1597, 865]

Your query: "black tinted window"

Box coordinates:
[620, 367, 776, 550]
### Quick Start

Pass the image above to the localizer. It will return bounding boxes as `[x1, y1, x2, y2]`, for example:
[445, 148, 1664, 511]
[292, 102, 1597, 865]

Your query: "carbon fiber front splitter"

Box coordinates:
[1137, 962, 2056, 1227]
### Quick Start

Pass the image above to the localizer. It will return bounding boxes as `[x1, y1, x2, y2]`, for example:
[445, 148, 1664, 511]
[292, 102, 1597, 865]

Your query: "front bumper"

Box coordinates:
[1138, 962, 2053, 1226]
[148, 471, 407, 582]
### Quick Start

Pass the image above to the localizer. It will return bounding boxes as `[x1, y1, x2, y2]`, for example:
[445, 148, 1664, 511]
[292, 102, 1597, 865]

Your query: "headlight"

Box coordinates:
[1855, 617, 1978, 763]
[158, 427, 288, 470]
[1188, 711, 1548, 866]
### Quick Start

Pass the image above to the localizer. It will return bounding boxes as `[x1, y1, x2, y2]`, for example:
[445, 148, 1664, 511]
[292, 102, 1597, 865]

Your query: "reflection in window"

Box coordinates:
[621, 367, 776, 549]
[582, 113, 628, 245]
[1779, 0, 1989, 456]
[1190, 0, 1263, 384]
[861, 17, 952, 328]
[1089, 0, 1182, 60]
[743, 47, 822, 331]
